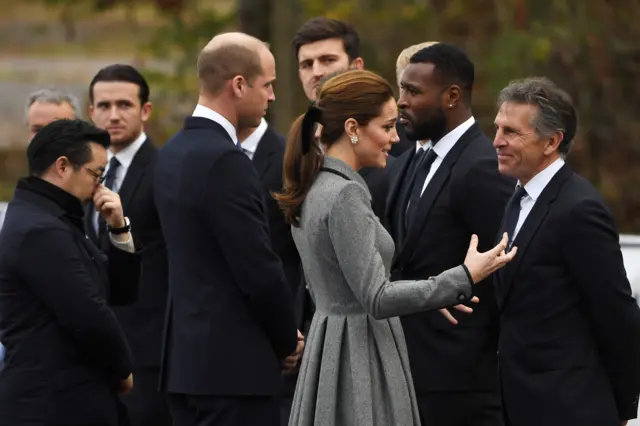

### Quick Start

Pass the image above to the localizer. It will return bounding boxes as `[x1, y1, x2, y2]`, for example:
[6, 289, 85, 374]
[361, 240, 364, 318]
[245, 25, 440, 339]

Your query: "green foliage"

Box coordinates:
[3, 0, 640, 230]
[141, 3, 236, 140]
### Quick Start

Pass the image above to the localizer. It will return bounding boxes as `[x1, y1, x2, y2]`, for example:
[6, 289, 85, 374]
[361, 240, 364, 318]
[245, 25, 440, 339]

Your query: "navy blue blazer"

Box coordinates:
[155, 116, 298, 396]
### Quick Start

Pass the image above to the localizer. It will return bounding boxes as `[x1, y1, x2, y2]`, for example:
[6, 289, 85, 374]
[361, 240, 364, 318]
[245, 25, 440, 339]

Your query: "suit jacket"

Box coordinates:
[359, 159, 394, 221]
[85, 139, 168, 369]
[155, 117, 298, 396]
[385, 122, 514, 393]
[252, 127, 302, 298]
[0, 177, 138, 426]
[251, 126, 305, 400]
[495, 164, 640, 425]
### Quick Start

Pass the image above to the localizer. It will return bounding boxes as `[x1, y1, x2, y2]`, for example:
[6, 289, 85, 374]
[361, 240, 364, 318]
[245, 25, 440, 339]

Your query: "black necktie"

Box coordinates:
[405, 148, 438, 226]
[103, 157, 121, 190]
[408, 147, 427, 179]
[98, 157, 121, 236]
[501, 185, 527, 249]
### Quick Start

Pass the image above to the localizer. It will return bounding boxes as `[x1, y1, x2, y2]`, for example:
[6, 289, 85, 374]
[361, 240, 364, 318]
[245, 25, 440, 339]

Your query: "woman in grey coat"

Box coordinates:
[275, 70, 516, 426]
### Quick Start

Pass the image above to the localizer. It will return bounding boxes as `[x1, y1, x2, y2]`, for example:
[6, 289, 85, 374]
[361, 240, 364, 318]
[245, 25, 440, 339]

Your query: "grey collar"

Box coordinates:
[321, 156, 371, 199]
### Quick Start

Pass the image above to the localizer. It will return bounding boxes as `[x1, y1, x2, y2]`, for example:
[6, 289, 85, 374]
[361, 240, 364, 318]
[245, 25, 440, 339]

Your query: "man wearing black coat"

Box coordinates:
[387, 43, 514, 426]
[86, 64, 172, 426]
[238, 119, 303, 425]
[0, 119, 140, 426]
[155, 33, 302, 426]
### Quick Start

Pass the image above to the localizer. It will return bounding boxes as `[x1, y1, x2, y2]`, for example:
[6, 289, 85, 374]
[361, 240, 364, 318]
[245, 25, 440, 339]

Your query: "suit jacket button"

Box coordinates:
[457, 293, 466, 301]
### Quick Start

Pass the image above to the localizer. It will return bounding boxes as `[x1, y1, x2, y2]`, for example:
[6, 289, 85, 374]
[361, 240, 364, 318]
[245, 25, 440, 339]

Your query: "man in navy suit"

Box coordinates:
[154, 32, 303, 426]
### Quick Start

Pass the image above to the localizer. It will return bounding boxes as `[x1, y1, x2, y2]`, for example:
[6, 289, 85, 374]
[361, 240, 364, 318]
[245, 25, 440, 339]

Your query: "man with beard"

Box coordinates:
[385, 43, 514, 426]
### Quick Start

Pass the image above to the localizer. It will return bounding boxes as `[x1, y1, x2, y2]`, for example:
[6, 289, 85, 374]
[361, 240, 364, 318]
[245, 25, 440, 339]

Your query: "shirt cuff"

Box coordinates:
[109, 233, 135, 253]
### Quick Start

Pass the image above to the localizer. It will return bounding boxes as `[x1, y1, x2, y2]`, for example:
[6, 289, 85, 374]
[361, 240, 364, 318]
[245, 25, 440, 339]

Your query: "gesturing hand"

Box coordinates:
[464, 233, 517, 284]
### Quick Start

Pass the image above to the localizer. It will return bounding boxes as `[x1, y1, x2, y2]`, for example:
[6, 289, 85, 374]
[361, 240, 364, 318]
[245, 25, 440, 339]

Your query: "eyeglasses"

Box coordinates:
[85, 167, 106, 184]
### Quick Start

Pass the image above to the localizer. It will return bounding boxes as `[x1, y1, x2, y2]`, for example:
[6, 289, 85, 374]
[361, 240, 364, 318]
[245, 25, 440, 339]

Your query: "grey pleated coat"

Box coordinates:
[288, 157, 473, 426]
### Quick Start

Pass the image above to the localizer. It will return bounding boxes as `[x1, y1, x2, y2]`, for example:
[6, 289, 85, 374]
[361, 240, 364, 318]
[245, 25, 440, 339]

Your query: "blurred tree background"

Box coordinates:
[0, 0, 639, 230]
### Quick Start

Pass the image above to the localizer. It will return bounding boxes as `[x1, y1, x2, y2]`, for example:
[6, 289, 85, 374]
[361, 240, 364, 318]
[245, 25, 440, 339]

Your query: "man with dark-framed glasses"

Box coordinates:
[0, 119, 141, 426]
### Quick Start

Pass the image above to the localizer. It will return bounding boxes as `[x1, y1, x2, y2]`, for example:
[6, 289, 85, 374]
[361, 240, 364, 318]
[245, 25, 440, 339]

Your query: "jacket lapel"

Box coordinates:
[384, 149, 414, 245]
[393, 124, 480, 269]
[497, 164, 573, 309]
[84, 203, 99, 245]
[117, 139, 153, 211]
[252, 127, 277, 179]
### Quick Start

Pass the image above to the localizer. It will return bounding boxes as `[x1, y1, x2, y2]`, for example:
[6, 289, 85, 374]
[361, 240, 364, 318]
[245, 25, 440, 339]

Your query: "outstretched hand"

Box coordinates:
[464, 233, 517, 284]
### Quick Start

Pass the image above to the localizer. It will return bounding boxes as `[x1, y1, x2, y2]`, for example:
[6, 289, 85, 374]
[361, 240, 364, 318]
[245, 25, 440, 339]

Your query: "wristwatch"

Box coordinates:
[107, 217, 131, 235]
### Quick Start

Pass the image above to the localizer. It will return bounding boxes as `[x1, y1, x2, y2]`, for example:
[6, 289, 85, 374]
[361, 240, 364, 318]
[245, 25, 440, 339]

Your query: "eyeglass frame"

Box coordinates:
[84, 166, 106, 184]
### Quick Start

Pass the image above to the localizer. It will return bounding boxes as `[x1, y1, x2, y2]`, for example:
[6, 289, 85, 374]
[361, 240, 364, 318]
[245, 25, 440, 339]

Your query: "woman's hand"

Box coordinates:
[464, 232, 517, 284]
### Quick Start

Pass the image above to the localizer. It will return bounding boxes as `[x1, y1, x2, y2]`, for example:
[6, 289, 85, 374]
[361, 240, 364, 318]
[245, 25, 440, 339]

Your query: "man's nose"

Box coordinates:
[109, 107, 121, 121]
[312, 62, 325, 78]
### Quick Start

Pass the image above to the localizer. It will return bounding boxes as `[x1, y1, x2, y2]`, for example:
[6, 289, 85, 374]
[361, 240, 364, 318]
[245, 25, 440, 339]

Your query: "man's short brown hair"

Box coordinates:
[197, 43, 263, 95]
[292, 17, 360, 62]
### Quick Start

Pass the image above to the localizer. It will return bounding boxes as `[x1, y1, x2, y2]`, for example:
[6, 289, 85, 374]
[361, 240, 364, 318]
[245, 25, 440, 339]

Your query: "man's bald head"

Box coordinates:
[197, 32, 269, 96]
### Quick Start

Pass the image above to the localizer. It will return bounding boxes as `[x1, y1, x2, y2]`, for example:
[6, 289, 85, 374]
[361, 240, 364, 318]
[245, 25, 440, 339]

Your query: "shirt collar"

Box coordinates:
[108, 131, 146, 169]
[415, 140, 430, 152]
[430, 116, 475, 159]
[519, 157, 565, 201]
[192, 104, 238, 144]
[240, 118, 268, 154]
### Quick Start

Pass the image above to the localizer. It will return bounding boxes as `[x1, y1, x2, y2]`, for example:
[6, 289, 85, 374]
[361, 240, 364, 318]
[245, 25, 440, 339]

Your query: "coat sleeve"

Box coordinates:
[105, 241, 141, 306]
[204, 150, 298, 359]
[327, 182, 473, 320]
[563, 198, 640, 420]
[18, 226, 133, 381]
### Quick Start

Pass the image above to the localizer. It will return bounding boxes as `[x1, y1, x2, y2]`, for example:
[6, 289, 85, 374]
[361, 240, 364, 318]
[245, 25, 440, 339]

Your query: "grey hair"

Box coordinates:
[25, 88, 82, 121]
[497, 77, 577, 155]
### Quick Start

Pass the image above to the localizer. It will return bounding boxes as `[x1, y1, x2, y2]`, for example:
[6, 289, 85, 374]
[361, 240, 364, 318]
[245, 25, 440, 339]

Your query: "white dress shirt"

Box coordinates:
[418, 116, 475, 196]
[193, 104, 238, 145]
[512, 157, 565, 240]
[92, 132, 146, 236]
[240, 118, 268, 160]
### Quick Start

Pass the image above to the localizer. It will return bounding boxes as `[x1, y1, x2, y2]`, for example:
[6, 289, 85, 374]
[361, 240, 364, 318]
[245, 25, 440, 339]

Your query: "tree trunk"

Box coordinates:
[237, 0, 270, 40]
[267, 0, 299, 134]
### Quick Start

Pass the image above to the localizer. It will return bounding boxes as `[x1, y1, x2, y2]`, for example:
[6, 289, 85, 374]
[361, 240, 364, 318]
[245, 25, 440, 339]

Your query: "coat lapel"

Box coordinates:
[84, 203, 99, 245]
[393, 124, 481, 269]
[497, 164, 573, 309]
[252, 127, 277, 179]
[117, 139, 153, 211]
[384, 149, 414, 245]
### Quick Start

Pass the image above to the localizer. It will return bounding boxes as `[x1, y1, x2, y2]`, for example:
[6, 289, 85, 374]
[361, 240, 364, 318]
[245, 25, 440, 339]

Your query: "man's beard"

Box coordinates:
[405, 107, 448, 144]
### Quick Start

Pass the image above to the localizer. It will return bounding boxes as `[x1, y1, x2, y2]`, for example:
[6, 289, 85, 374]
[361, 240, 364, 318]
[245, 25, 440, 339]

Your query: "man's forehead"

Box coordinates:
[403, 62, 435, 82]
[28, 101, 75, 122]
[92, 81, 140, 101]
[498, 102, 533, 118]
[298, 38, 348, 60]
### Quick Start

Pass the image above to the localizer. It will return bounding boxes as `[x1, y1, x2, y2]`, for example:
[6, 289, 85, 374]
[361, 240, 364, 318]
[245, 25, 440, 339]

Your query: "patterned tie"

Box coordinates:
[98, 157, 121, 236]
[405, 148, 438, 227]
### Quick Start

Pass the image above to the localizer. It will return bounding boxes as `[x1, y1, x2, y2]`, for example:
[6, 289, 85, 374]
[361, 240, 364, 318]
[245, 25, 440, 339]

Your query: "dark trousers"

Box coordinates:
[280, 395, 293, 426]
[417, 391, 504, 426]
[168, 393, 280, 426]
[119, 367, 172, 426]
